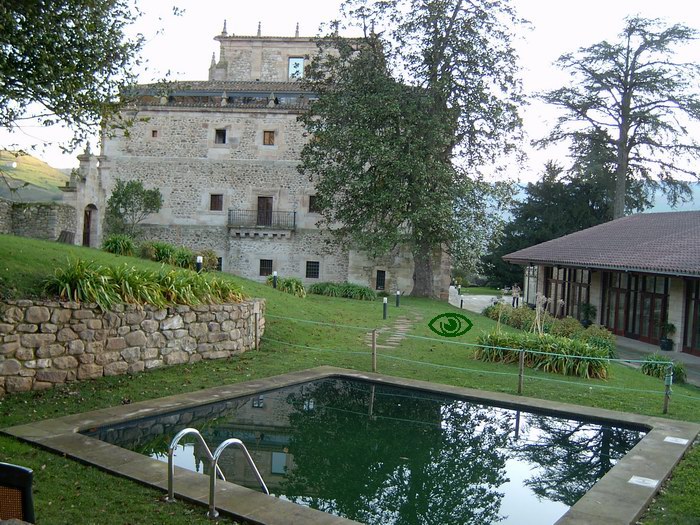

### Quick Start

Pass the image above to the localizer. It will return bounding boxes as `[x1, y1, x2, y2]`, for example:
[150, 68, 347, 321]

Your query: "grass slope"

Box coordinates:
[0, 151, 68, 201]
[0, 234, 698, 524]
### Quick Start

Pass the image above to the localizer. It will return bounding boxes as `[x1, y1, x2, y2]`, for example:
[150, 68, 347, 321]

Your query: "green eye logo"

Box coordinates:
[428, 313, 473, 338]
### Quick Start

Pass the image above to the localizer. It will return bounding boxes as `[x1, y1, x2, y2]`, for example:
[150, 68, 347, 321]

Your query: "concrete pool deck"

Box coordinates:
[4, 366, 699, 525]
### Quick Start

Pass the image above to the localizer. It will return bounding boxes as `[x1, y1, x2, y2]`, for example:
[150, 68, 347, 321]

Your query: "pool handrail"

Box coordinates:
[166, 427, 225, 503]
[208, 438, 270, 518]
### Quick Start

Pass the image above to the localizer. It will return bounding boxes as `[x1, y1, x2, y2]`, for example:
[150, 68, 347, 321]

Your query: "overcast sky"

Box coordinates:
[3, 0, 700, 197]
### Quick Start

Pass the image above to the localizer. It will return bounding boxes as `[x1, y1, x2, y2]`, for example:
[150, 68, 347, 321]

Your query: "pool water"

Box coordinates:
[84, 378, 646, 524]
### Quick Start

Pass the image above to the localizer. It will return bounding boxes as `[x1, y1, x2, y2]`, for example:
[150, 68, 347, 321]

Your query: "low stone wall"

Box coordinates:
[0, 298, 265, 396]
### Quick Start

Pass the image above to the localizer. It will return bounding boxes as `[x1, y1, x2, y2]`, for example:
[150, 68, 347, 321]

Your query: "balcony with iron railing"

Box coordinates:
[227, 209, 297, 230]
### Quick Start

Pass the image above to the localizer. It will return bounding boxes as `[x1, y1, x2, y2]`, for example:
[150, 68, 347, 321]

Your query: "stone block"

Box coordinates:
[0, 359, 21, 375]
[121, 347, 141, 363]
[117, 326, 130, 336]
[125, 330, 147, 347]
[86, 319, 103, 330]
[77, 364, 103, 380]
[17, 324, 38, 333]
[146, 333, 165, 348]
[51, 309, 72, 324]
[0, 341, 19, 356]
[164, 351, 188, 365]
[0, 323, 13, 335]
[32, 381, 53, 391]
[40, 323, 58, 334]
[173, 329, 188, 339]
[220, 320, 236, 332]
[72, 309, 95, 320]
[208, 332, 228, 343]
[182, 337, 197, 353]
[95, 352, 120, 365]
[144, 359, 163, 370]
[192, 304, 209, 313]
[25, 306, 50, 323]
[175, 305, 190, 314]
[189, 323, 209, 338]
[66, 369, 77, 381]
[104, 311, 121, 329]
[36, 344, 65, 359]
[106, 337, 127, 351]
[207, 322, 220, 332]
[53, 356, 79, 370]
[141, 320, 159, 333]
[125, 312, 146, 325]
[15, 348, 34, 360]
[202, 351, 230, 360]
[78, 354, 95, 364]
[104, 362, 128, 376]
[197, 313, 215, 322]
[188, 354, 202, 364]
[161, 315, 183, 330]
[25, 359, 51, 369]
[215, 311, 229, 323]
[79, 329, 96, 342]
[127, 361, 145, 374]
[67, 340, 85, 355]
[94, 329, 109, 342]
[6, 376, 33, 392]
[18, 369, 35, 377]
[56, 327, 78, 342]
[36, 369, 68, 383]
[21, 333, 56, 348]
[142, 348, 158, 360]
[86, 341, 104, 354]
[153, 309, 168, 321]
[196, 343, 212, 354]
[182, 312, 196, 324]
[2, 306, 23, 323]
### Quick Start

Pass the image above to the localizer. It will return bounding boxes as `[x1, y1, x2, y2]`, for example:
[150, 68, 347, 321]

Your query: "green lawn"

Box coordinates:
[458, 285, 502, 295]
[0, 234, 698, 524]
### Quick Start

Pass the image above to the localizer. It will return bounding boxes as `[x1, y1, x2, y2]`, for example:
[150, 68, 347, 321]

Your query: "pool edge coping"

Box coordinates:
[3, 365, 699, 525]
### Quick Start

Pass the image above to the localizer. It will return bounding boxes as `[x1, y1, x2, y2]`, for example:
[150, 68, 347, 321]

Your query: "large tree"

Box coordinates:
[299, 0, 523, 297]
[540, 16, 700, 219]
[0, 0, 143, 150]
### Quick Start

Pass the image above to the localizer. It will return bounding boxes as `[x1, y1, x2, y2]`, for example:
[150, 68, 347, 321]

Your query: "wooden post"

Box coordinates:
[518, 348, 525, 395]
[663, 363, 673, 414]
[254, 312, 259, 351]
[372, 329, 377, 373]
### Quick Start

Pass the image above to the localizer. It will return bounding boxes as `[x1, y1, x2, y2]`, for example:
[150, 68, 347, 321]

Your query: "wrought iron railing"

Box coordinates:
[227, 209, 296, 230]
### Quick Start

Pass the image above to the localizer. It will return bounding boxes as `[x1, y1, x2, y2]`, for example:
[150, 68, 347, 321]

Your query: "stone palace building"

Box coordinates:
[61, 24, 450, 296]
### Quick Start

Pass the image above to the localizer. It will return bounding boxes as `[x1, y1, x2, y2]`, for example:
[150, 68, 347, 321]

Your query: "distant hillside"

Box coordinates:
[0, 151, 69, 202]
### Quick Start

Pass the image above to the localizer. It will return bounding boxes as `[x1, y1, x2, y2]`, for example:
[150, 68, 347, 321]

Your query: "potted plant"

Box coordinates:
[579, 303, 597, 328]
[659, 322, 676, 351]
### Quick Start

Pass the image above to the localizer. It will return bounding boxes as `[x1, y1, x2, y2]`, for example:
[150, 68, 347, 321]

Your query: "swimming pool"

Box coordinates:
[84, 377, 646, 525]
[5, 367, 699, 525]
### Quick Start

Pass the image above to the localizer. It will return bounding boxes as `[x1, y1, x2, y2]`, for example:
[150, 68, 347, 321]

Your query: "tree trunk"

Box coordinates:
[412, 243, 435, 298]
[613, 128, 629, 220]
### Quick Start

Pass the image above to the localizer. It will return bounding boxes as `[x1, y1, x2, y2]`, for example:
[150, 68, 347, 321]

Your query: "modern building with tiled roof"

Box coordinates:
[61, 23, 448, 296]
[503, 211, 700, 356]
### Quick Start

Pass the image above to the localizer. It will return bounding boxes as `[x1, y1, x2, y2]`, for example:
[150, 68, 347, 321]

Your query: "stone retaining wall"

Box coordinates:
[0, 299, 265, 396]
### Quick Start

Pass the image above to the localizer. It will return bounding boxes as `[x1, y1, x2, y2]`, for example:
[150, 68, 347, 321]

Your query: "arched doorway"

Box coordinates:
[82, 204, 98, 247]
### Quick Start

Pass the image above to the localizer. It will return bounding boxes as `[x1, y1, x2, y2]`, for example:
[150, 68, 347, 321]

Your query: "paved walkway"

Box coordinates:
[365, 315, 421, 349]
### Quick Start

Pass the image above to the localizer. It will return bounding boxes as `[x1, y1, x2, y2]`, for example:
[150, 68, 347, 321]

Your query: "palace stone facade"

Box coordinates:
[62, 24, 450, 297]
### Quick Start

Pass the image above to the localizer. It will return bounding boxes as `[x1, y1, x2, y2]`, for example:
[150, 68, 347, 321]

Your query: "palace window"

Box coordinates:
[214, 129, 227, 144]
[210, 194, 223, 211]
[288, 57, 304, 79]
[259, 259, 273, 276]
[263, 130, 275, 146]
[308, 195, 320, 213]
[306, 261, 320, 279]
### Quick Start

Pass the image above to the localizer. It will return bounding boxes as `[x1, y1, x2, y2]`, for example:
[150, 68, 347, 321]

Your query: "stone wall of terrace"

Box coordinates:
[0, 298, 265, 396]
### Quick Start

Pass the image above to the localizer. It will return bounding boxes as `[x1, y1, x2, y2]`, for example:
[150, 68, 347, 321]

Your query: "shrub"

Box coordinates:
[172, 246, 194, 269]
[549, 316, 585, 338]
[475, 331, 609, 379]
[507, 307, 537, 330]
[102, 234, 136, 256]
[640, 353, 687, 384]
[576, 325, 617, 358]
[150, 241, 177, 264]
[267, 276, 306, 298]
[199, 249, 220, 272]
[43, 259, 120, 310]
[139, 241, 156, 261]
[43, 259, 246, 309]
[309, 281, 377, 301]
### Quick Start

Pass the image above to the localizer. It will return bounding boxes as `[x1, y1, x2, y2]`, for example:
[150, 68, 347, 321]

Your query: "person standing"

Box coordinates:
[512, 283, 521, 308]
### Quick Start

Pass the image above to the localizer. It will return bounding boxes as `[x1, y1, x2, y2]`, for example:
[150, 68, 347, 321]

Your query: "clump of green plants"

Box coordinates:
[266, 276, 306, 298]
[575, 325, 617, 358]
[199, 249, 220, 271]
[171, 246, 195, 269]
[308, 282, 377, 301]
[101, 234, 136, 256]
[549, 316, 585, 338]
[640, 353, 687, 384]
[475, 331, 610, 379]
[44, 259, 246, 310]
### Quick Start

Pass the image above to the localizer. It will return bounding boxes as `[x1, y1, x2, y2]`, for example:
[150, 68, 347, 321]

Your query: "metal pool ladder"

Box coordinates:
[166, 427, 270, 519]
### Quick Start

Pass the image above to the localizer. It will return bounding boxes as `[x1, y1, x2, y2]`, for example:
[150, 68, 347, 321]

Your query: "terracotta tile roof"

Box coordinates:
[503, 211, 700, 277]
